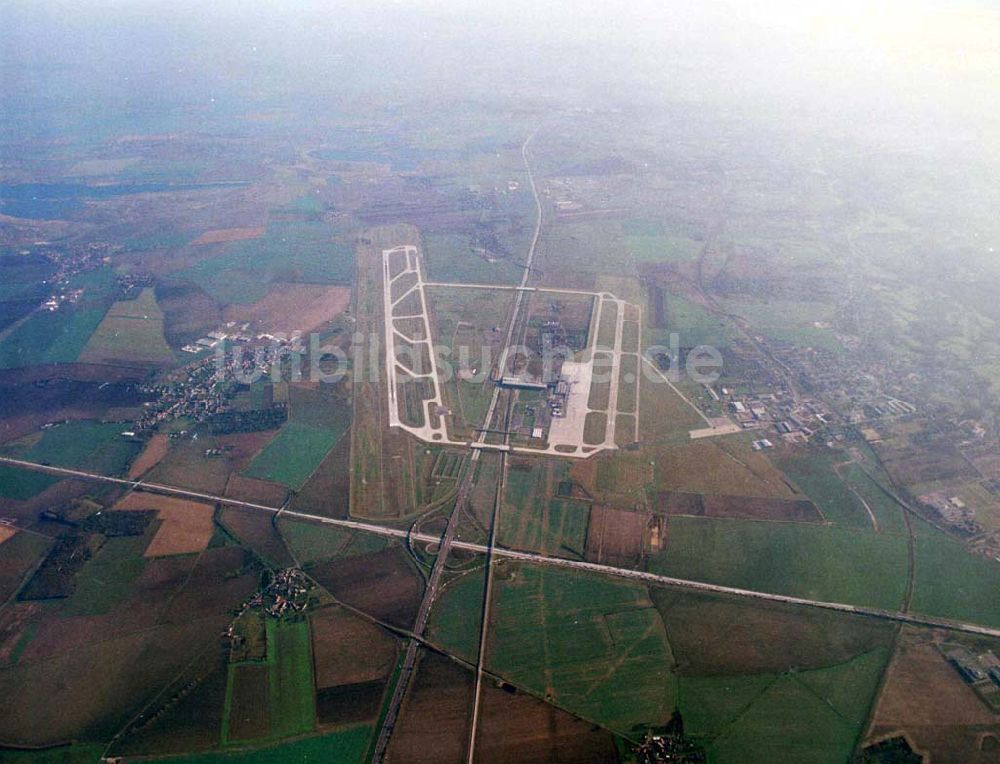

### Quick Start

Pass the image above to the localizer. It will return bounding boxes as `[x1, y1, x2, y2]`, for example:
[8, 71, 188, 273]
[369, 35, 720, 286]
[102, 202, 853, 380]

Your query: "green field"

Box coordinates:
[0, 743, 108, 764]
[498, 489, 590, 559]
[680, 647, 888, 763]
[0, 421, 141, 499]
[0, 465, 60, 500]
[838, 464, 909, 536]
[180, 222, 355, 304]
[649, 517, 909, 610]
[650, 293, 734, 349]
[267, 619, 316, 737]
[626, 233, 702, 263]
[243, 422, 340, 489]
[426, 565, 486, 663]
[0, 255, 56, 303]
[79, 287, 175, 365]
[486, 563, 676, 733]
[64, 529, 154, 616]
[777, 453, 874, 530]
[223, 618, 316, 745]
[682, 649, 888, 763]
[0, 531, 53, 601]
[910, 519, 1000, 628]
[718, 297, 842, 352]
[277, 519, 389, 565]
[0, 268, 117, 369]
[287, 385, 352, 437]
[535, 221, 632, 282]
[277, 193, 326, 216]
[170, 726, 371, 764]
[423, 232, 521, 285]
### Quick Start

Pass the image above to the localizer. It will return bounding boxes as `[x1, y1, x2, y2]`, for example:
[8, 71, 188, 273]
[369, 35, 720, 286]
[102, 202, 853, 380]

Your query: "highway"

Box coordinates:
[463, 129, 544, 763]
[4, 454, 1000, 644]
[369, 446, 482, 762]
[371, 129, 546, 762]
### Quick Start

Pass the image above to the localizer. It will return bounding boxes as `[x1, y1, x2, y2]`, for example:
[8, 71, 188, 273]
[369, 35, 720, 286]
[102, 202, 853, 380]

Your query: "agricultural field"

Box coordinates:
[278, 518, 388, 565]
[243, 422, 341, 490]
[0, 254, 57, 333]
[837, 462, 911, 536]
[423, 232, 522, 286]
[646, 292, 735, 349]
[223, 283, 351, 335]
[534, 220, 630, 291]
[0, 619, 231, 748]
[426, 563, 486, 663]
[0, 463, 62, 501]
[474, 670, 621, 762]
[0, 525, 258, 750]
[638, 368, 708, 443]
[0, 531, 52, 602]
[568, 435, 795, 510]
[0, 420, 141, 498]
[775, 451, 878, 530]
[222, 618, 317, 745]
[128, 432, 171, 479]
[497, 459, 590, 559]
[484, 563, 676, 733]
[653, 588, 895, 677]
[677, 648, 888, 763]
[287, 434, 352, 520]
[0, 268, 118, 369]
[587, 505, 658, 569]
[78, 287, 176, 366]
[112, 492, 215, 557]
[649, 517, 910, 610]
[386, 649, 475, 763]
[865, 627, 1000, 763]
[624, 218, 703, 264]
[144, 432, 234, 495]
[310, 605, 399, 728]
[909, 519, 1000, 628]
[192, 226, 266, 245]
[165, 727, 373, 763]
[654, 491, 823, 523]
[179, 222, 355, 306]
[307, 545, 425, 631]
[716, 296, 843, 352]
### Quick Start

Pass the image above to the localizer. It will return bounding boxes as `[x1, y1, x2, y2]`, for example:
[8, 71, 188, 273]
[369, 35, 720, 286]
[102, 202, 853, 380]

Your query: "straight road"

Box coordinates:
[371, 129, 545, 762]
[369, 446, 483, 762]
[3, 454, 1000, 641]
[463, 130, 545, 762]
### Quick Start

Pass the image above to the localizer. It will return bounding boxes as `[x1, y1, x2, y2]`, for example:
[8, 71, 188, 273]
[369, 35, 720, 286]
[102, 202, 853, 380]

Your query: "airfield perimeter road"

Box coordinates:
[4, 453, 1000, 645]
[369, 129, 546, 762]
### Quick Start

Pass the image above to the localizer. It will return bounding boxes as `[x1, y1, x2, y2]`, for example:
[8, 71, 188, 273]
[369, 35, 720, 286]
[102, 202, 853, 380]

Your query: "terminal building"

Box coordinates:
[497, 373, 573, 419]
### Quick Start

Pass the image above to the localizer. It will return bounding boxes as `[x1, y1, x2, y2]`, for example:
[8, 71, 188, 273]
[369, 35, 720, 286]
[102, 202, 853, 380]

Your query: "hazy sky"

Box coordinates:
[3, 1, 998, 147]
